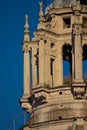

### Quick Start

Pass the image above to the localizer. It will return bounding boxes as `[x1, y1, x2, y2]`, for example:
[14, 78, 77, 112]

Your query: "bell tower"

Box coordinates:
[20, 0, 87, 130]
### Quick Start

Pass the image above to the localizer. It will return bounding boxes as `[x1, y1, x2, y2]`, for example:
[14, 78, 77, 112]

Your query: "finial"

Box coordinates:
[24, 15, 30, 41]
[39, 2, 44, 23]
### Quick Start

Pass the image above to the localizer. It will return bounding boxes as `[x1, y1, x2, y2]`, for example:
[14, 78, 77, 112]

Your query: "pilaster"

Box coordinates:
[74, 31, 83, 82]
[39, 39, 45, 86]
[72, 1, 83, 83]
[23, 48, 30, 98]
[71, 1, 86, 98]
[57, 51, 63, 86]
[32, 48, 37, 88]
[53, 48, 63, 87]
[72, 24, 83, 82]
[53, 52, 63, 87]
[45, 54, 50, 87]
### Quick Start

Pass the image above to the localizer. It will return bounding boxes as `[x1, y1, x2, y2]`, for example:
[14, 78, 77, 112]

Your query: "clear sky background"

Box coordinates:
[0, 0, 52, 130]
[0, 0, 39, 130]
[0, 0, 87, 130]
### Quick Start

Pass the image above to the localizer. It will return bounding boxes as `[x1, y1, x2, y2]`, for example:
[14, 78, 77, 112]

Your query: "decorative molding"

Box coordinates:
[72, 84, 86, 98]
[73, 25, 82, 36]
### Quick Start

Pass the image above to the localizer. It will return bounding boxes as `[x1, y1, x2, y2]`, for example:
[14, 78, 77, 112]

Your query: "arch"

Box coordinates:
[83, 44, 87, 60]
[82, 42, 87, 47]
[62, 44, 72, 85]
[82, 44, 87, 83]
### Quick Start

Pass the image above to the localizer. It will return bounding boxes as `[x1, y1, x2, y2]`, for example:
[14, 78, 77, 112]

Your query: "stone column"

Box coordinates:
[72, 53, 74, 81]
[72, 4, 86, 98]
[57, 51, 63, 86]
[45, 54, 50, 87]
[75, 35, 83, 82]
[73, 25, 83, 82]
[24, 49, 30, 98]
[53, 50, 63, 86]
[53, 59, 56, 87]
[32, 48, 37, 88]
[53, 58, 58, 87]
[39, 39, 45, 86]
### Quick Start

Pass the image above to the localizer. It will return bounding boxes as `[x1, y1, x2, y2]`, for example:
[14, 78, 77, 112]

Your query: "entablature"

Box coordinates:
[22, 41, 38, 52]
[33, 29, 72, 41]
[33, 29, 59, 40]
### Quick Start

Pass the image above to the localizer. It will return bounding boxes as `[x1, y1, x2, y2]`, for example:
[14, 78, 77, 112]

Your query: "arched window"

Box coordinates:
[82, 44, 87, 83]
[62, 44, 72, 85]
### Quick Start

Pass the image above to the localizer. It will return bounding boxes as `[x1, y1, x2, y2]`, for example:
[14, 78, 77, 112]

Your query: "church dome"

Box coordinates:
[53, 0, 74, 8]
[45, 0, 74, 13]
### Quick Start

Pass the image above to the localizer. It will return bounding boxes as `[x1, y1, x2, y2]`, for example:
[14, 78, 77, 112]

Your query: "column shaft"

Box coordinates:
[72, 53, 74, 81]
[32, 48, 37, 88]
[53, 52, 63, 87]
[45, 55, 50, 86]
[39, 40, 45, 85]
[24, 51, 30, 98]
[74, 35, 83, 82]
[57, 53, 63, 86]
[53, 59, 56, 87]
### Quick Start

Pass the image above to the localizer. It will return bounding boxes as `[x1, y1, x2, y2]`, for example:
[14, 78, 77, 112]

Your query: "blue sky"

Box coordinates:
[0, 0, 53, 130]
[0, 0, 87, 130]
[0, 0, 42, 129]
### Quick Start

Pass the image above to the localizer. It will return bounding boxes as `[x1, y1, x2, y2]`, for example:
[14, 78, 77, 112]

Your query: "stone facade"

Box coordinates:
[20, 0, 87, 130]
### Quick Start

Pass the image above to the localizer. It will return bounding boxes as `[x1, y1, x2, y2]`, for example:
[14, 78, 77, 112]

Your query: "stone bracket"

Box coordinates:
[29, 91, 48, 107]
[20, 97, 32, 112]
[72, 83, 86, 98]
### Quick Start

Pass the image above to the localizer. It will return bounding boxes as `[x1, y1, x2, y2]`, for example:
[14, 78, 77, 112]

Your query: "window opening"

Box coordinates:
[62, 44, 72, 85]
[50, 58, 54, 86]
[82, 44, 87, 83]
[50, 58, 54, 76]
[83, 17, 87, 28]
[63, 17, 71, 28]
[50, 43, 54, 48]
